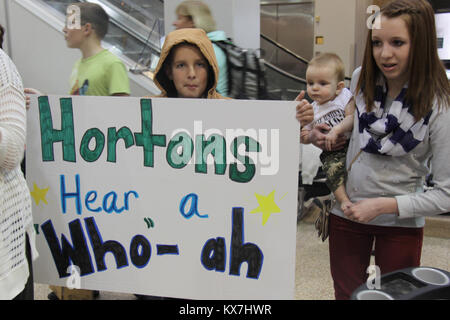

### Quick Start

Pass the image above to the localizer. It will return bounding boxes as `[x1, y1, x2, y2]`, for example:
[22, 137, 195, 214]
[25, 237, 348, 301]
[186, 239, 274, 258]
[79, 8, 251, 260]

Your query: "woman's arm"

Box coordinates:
[395, 107, 450, 219]
[0, 84, 26, 170]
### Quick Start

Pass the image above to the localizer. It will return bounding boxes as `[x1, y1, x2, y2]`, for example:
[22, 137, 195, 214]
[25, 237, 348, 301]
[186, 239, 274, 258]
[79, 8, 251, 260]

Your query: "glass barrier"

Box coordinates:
[265, 62, 307, 101]
[107, 0, 164, 31]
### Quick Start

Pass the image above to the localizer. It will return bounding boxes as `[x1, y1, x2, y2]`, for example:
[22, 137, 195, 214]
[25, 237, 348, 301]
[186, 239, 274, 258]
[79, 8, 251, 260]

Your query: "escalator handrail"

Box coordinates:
[261, 33, 352, 82]
[264, 60, 306, 84]
[261, 33, 310, 66]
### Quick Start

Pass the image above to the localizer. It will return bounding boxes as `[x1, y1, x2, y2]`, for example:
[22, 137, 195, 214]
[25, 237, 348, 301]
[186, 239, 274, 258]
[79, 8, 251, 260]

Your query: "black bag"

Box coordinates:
[212, 39, 268, 100]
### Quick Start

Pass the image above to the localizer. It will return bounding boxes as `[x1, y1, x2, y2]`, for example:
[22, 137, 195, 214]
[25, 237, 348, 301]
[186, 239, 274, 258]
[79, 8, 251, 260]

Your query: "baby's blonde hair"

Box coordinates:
[308, 53, 345, 82]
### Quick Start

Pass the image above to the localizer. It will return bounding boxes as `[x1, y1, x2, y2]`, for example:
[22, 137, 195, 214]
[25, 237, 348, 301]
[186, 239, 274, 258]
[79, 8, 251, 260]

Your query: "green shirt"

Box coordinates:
[69, 49, 130, 96]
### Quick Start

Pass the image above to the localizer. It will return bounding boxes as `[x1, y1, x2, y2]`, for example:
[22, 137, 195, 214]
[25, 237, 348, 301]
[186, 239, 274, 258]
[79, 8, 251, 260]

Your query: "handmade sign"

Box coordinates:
[27, 95, 300, 299]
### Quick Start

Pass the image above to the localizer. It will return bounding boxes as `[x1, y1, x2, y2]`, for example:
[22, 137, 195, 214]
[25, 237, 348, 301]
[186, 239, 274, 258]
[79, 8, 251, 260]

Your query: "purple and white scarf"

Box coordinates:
[356, 78, 433, 156]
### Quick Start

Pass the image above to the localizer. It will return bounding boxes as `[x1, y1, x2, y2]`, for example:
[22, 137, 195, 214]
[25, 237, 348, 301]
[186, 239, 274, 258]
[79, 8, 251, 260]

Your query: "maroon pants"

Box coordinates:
[328, 214, 423, 300]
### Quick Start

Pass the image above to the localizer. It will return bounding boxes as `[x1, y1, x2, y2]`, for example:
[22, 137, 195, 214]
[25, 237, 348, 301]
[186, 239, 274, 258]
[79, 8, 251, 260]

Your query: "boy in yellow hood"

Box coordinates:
[154, 28, 226, 99]
[153, 28, 314, 130]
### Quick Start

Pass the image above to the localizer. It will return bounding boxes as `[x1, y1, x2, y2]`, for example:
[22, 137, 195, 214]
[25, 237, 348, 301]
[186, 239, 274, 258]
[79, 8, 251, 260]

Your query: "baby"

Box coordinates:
[301, 53, 355, 212]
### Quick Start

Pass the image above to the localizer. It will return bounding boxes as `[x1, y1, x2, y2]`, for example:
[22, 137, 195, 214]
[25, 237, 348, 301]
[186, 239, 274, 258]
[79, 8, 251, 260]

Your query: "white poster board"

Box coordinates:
[27, 96, 300, 300]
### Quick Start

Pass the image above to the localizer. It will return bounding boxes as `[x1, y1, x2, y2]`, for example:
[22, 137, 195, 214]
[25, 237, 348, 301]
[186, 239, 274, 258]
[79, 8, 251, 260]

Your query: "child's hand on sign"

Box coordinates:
[295, 90, 314, 127]
[24, 88, 42, 110]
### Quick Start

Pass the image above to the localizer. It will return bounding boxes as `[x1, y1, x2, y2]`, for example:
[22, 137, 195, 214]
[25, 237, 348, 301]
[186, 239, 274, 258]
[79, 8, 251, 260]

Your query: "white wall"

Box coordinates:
[7, 0, 78, 94]
[164, 0, 260, 50]
[3, 0, 158, 97]
[436, 13, 450, 60]
[313, 0, 371, 78]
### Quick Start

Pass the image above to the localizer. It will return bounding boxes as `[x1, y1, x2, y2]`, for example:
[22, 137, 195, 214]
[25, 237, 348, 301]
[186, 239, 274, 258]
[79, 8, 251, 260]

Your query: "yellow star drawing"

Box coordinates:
[250, 190, 281, 226]
[30, 183, 49, 205]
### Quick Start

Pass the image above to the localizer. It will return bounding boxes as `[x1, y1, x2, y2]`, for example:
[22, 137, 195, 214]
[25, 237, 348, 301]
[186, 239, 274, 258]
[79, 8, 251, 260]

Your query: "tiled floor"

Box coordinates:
[294, 221, 450, 299]
[33, 221, 450, 300]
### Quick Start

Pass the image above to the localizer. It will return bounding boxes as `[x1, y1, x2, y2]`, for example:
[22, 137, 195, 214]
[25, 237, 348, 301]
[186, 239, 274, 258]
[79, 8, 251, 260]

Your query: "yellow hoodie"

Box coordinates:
[154, 28, 226, 99]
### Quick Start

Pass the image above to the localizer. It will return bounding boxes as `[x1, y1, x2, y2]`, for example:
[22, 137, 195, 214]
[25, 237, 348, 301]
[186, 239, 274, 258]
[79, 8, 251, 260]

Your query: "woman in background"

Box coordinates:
[0, 24, 38, 300]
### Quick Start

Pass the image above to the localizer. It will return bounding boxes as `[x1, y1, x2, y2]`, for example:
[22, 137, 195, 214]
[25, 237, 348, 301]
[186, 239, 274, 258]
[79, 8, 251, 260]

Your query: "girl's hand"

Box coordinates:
[309, 123, 330, 149]
[340, 200, 353, 213]
[310, 123, 347, 151]
[295, 91, 314, 127]
[24, 88, 42, 110]
[343, 198, 393, 223]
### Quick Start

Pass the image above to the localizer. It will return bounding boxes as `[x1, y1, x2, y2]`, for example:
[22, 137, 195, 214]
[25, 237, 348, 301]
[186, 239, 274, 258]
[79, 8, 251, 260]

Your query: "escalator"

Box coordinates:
[260, 0, 313, 100]
[32, 0, 310, 100]
[261, 33, 308, 100]
[40, 0, 164, 75]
